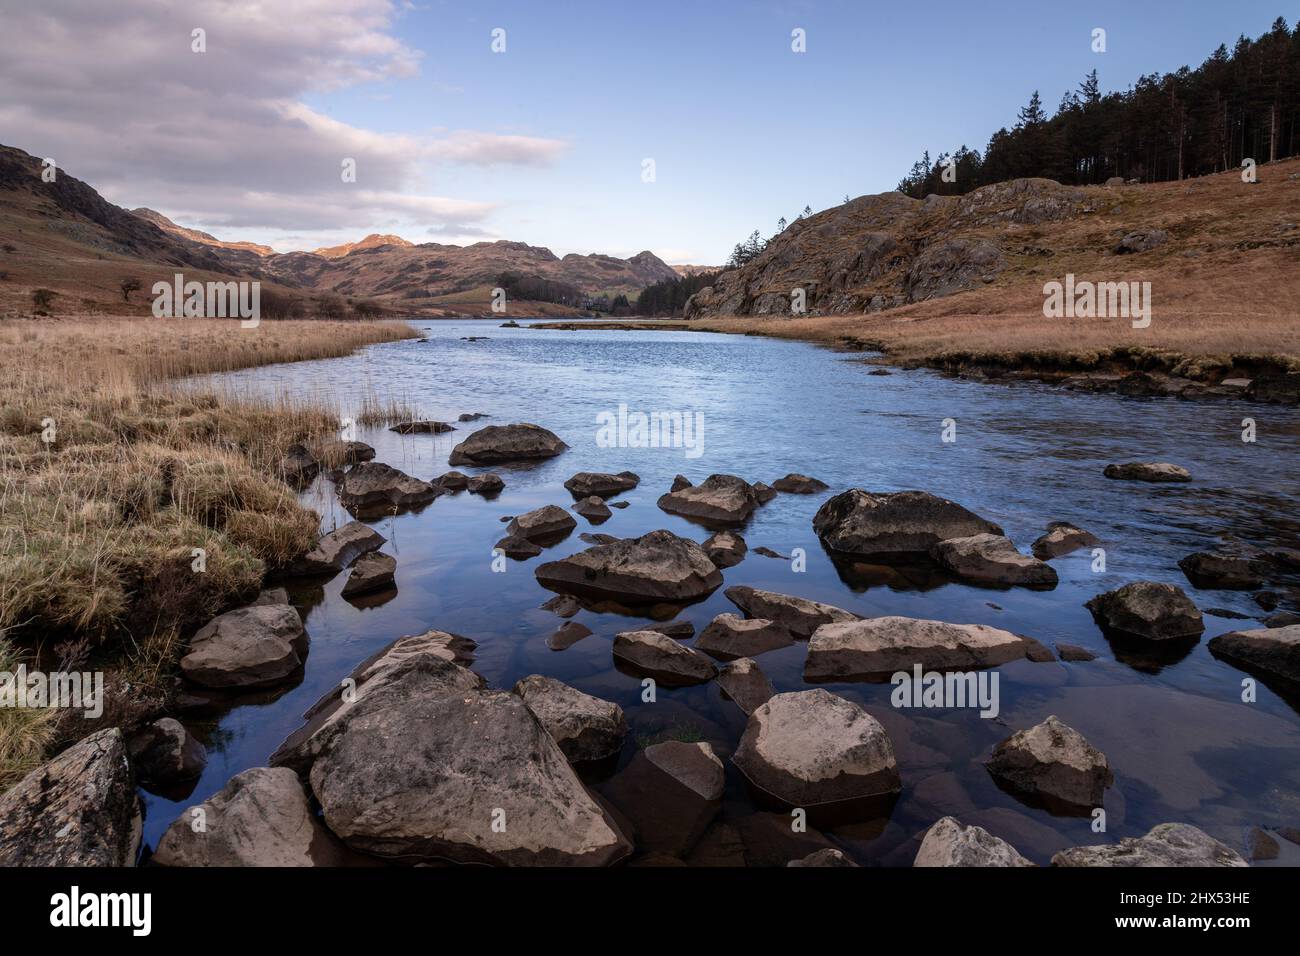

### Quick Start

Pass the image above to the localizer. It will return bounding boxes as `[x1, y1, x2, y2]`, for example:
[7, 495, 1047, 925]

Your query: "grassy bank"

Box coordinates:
[0, 317, 417, 786]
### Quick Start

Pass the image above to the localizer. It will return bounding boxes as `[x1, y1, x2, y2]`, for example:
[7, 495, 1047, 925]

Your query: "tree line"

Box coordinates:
[634, 271, 717, 316]
[897, 17, 1300, 197]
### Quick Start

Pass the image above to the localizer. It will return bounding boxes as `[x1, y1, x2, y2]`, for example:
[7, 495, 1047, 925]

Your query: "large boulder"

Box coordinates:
[513, 675, 627, 763]
[732, 689, 900, 806]
[987, 715, 1113, 810]
[0, 728, 141, 866]
[1085, 582, 1204, 640]
[152, 767, 350, 867]
[127, 718, 207, 788]
[536, 529, 723, 605]
[1031, 521, 1099, 560]
[507, 505, 577, 543]
[564, 471, 640, 497]
[931, 533, 1058, 587]
[813, 489, 1003, 557]
[338, 462, 442, 515]
[805, 616, 1038, 680]
[290, 520, 385, 575]
[695, 613, 794, 660]
[914, 816, 1034, 867]
[448, 423, 568, 466]
[612, 630, 718, 686]
[1208, 625, 1300, 686]
[1178, 551, 1269, 590]
[1052, 823, 1247, 867]
[1103, 462, 1192, 482]
[180, 604, 309, 689]
[309, 688, 630, 865]
[724, 585, 857, 638]
[657, 473, 760, 525]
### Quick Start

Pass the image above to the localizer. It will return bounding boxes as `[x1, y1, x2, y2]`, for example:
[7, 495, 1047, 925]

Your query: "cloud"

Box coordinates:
[0, 0, 566, 246]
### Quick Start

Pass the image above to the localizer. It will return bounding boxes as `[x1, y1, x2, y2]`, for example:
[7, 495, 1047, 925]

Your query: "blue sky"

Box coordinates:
[3, 0, 1293, 262]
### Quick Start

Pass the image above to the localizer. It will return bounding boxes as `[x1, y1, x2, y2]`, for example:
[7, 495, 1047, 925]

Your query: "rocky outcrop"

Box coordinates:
[703, 530, 747, 568]
[152, 767, 350, 867]
[1178, 552, 1269, 590]
[732, 689, 900, 806]
[717, 657, 775, 714]
[513, 675, 627, 763]
[772, 473, 828, 494]
[535, 529, 723, 605]
[813, 489, 1003, 557]
[1208, 625, 1300, 686]
[612, 630, 718, 685]
[695, 613, 794, 660]
[806, 615, 1038, 680]
[341, 552, 396, 597]
[127, 718, 206, 788]
[448, 423, 568, 466]
[931, 533, 1058, 587]
[1031, 521, 1099, 559]
[987, 715, 1113, 810]
[564, 471, 640, 497]
[0, 728, 141, 866]
[906, 238, 1005, 300]
[1085, 582, 1204, 640]
[290, 520, 385, 575]
[657, 473, 760, 525]
[725, 585, 857, 638]
[914, 816, 1034, 867]
[1115, 229, 1168, 254]
[180, 603, 308, 689]
[1103, 462, 1192, 482]
[338, 462, 442, 515]
[507, 505, 577, 542]
[1052, 823, 1247, 867]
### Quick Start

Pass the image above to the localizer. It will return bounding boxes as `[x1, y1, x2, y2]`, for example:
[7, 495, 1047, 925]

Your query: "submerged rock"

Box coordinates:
[601, 741, 724, 856]
[1052, 823, 1247, 867]
[1085, 581, 1204, 640]
[772, 473, 829, 494]
[513, 675, 627, 763]
[724, 585, 857, 638]
[987, 715, 1112, 810]
[717, 657, 775, 715]
[181, 604, 308, 689]
[813, 489, 1003, 557]
[389, 420, 455, 434]
[338, 461, 442, 514]
[0, 728, 141, 867]
[1178, 551, 1269, 590]
[612, 630, 718, 685]
[547, 621, 593, 651]
[1031, 521, 1100, 560]
[1103, 462, 1192, 482]
[914, 816, 1033, 867]
[695, 613, 794, 660]
[1208, 624, 1300, 686]
[657, 473, 761, 525]
[931, 533, 1058, 586]
[703, 530, 747, 568]
[341, 552, 396, 597]
[805, 616, 1038, 680]
[564, 471, 640, 497]
[732, 689, 901, 806]
[448, 423, 568, 466]
[536, 529, 723, 605]
[153, 767, 349, 867]
[290, 520, 385, 575]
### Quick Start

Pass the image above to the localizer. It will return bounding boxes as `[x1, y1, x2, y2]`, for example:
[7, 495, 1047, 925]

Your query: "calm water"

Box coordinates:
[147, 319, 1300, 865]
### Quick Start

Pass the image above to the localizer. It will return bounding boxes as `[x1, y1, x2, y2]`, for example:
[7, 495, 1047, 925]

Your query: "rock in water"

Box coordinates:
[0, 728, 141, 866]
[788, 848, 859, 867]
[278, 442, 319, 486]
[466, 472, 505, 495]
[338, 462, 441, 515]
[1052, 823, 1247, 867]
[1103, 462, 1192, 482]
[152, 767, 350, 867]
[180, 603, 309, 689]
[717, 657, 775, 715]
[1208, 625, 1300, 686]
[601, 741, 724, 857]
[1178, 552, 1269, 590]
[703, 530, 747, 568]
[507, 505, 577, 542]
[670, 474, 692, 492]
[732, 689, 900, 806]
[1031, 522, 1099, 560]
[290, 520, 385, 575]
[612, 630, 718, 685]
[128, 718, 207, 787]
[931, 533, 1058, 587]
[309, 688, 630, 866]
[434, 470, 470, 491]
[389, 420, 455, 434]
[447, 423, 568, 466]
[564, 471, 640, 497]
[724, 585, 857, 638]
[341, 552, 396, 597]
[805, 616, 1038, 680]
[772, 473, 829, 494]
[1085, 581, 1204, 640]
[657, 473, 760, 525]
[535, 529, 723, 605]
[986, 715, 1112, 811]
[494, 534, 542, 560]
[572, 496, 613, 523]
[752, 481, 777, 504]
[513, 675, 627, 763]
[695, 613, 794, 660]
[813, 489, 1003, 557]
[914, 817, 1033, 867]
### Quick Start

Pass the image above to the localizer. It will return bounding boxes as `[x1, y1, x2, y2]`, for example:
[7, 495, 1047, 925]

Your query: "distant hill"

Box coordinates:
[131, 208, 277, 257]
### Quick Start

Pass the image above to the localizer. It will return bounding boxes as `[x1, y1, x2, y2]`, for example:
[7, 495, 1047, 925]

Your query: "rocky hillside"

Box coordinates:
[132, 208, 276, 257]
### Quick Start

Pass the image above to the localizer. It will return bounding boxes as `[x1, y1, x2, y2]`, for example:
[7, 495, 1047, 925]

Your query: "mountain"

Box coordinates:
[313, 234, 413, 258]
[131, 208, 276, 257]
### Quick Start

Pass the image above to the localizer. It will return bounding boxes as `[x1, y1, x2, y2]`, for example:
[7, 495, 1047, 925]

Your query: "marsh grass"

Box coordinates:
[0, 317, 417, 784]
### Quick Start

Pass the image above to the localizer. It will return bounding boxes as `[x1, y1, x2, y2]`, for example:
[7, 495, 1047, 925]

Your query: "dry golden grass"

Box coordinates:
[0, 317, 417, 784]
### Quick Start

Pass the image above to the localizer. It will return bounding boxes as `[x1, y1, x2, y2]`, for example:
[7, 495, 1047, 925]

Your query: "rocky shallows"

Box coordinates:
[930, 533, 1058, 587]
[612, 630, 718, 685]
[805, 616, 1041, 681]
[724, 585, 857, 638]
[338, 461, 441, 515]
[657, 473, 761, 525]
[813, 489, 1003, 557]
[535, 529, 723, 605]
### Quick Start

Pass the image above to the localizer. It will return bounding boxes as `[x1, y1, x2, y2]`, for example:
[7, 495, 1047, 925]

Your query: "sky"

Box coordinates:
[0, 0, 1293, 263]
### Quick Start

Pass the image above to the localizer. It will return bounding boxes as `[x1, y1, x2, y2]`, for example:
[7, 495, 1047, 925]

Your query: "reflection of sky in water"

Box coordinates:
[151, 320, 1300, 864]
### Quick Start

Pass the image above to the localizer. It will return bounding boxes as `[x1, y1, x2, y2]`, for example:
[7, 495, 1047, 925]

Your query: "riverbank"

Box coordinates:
[0, 317, 418, 786]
